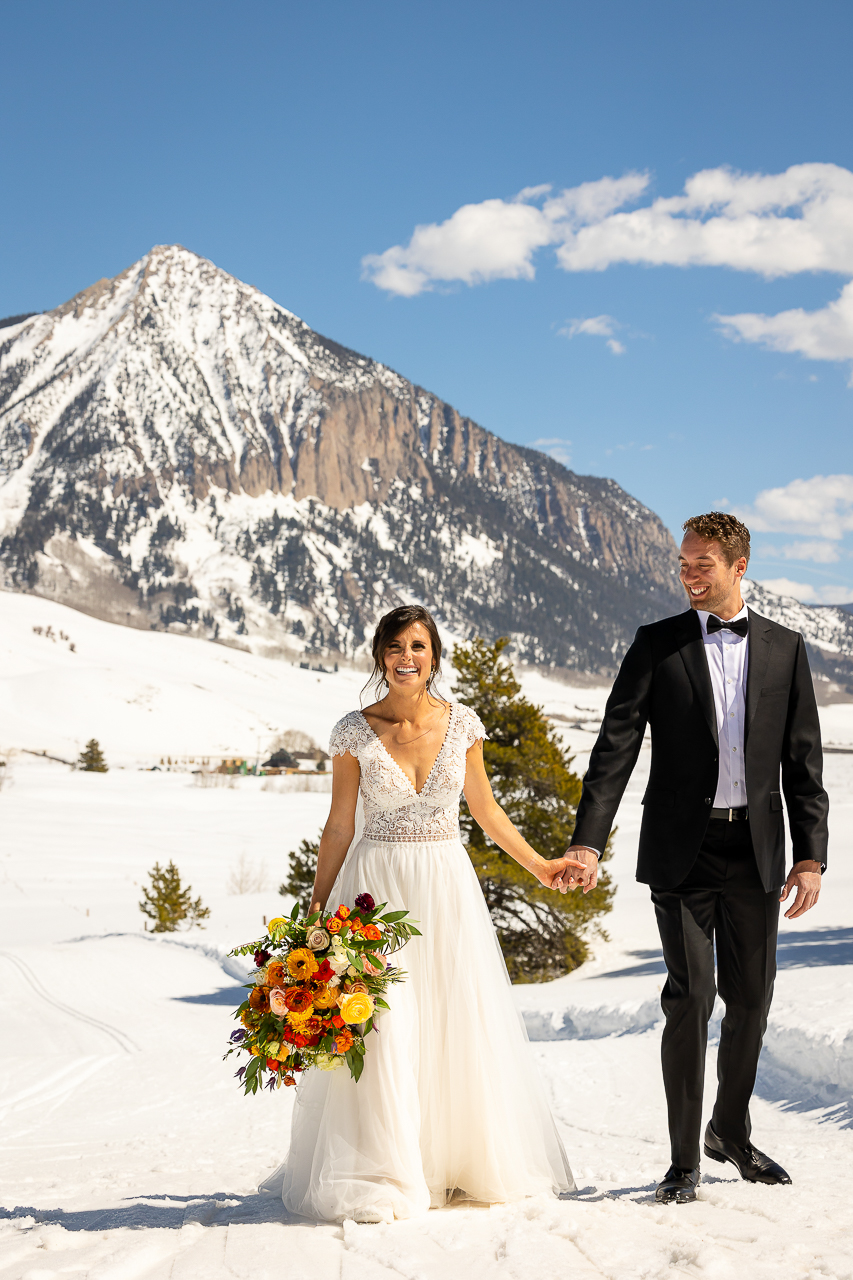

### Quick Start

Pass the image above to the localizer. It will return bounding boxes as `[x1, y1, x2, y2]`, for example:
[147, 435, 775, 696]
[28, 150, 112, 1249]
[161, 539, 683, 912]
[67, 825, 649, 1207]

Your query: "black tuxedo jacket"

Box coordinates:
[571, 607, 829, 891]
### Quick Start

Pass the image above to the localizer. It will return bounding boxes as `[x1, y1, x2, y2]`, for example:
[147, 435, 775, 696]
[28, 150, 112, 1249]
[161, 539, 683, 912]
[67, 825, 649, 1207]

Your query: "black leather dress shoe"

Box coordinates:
[703, 1123, 792, 1185]
[655, 1166, 700, 1204]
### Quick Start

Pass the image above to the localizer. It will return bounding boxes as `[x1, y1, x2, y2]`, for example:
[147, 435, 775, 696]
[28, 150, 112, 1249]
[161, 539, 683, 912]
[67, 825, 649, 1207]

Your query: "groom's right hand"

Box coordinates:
[555, 846, 599, 894]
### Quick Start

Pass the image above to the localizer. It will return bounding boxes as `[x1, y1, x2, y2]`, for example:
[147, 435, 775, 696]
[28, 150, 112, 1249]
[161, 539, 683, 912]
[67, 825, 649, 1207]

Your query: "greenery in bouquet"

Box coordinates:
[225, 893, 420, 1092]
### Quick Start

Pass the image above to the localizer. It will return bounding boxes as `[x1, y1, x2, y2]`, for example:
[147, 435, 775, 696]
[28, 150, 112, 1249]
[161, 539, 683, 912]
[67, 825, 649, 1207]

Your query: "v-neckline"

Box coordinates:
[358, 703, 455, 797]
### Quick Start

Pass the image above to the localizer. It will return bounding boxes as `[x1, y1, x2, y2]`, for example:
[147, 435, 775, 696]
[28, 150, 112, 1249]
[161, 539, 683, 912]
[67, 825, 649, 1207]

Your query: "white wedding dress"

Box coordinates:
[260, 701, 574, 1221]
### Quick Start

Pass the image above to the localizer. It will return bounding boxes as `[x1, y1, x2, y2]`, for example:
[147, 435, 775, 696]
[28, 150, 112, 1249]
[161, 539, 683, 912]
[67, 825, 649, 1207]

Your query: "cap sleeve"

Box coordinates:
[329, 711, 369, 758]
[456, 703, 488, 749]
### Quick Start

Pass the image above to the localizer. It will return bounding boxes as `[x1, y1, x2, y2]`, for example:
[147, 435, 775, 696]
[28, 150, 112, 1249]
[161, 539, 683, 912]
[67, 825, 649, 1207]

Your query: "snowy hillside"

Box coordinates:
[0, 244, 684, 674]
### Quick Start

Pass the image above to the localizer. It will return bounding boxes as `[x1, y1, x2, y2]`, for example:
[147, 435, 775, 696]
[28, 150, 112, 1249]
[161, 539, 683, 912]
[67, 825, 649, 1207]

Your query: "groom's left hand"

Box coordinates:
[555, 846, 599, 894]
[780, 860, 822, 918]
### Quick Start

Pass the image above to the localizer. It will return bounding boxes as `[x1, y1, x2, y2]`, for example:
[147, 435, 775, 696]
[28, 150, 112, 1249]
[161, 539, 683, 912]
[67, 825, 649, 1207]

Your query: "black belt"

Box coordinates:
[710, 807, 749, 822]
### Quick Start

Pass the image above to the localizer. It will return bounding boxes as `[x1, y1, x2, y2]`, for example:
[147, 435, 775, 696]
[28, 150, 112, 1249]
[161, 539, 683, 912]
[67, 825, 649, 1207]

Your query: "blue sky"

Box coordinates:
[2, 0, 852, 602]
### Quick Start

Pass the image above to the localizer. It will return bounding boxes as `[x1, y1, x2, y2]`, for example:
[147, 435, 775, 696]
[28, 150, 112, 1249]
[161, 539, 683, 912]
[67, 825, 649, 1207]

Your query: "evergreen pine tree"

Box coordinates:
[279, 835, 320, 912]
[78, 738, 108, 772]
[139, 860, 210, 932]
[453, 637, 614, 981]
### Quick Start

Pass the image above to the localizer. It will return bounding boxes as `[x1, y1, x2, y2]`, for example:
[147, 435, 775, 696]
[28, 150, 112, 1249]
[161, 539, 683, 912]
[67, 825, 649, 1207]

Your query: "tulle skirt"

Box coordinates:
[259, 835, 575, 1222]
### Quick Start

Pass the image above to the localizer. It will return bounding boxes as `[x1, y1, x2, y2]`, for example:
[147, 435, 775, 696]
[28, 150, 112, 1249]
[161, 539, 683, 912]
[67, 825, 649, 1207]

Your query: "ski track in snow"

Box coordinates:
[1, 595, 853, 1277]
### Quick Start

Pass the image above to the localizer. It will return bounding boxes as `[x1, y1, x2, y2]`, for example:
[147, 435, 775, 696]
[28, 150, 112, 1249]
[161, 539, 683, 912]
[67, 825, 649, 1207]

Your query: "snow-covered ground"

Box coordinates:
[2, 593, 853, 1279]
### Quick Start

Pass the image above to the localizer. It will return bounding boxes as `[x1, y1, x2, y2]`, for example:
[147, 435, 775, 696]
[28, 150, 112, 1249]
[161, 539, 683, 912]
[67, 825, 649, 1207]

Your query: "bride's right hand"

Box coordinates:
[533, 855, 586, 891]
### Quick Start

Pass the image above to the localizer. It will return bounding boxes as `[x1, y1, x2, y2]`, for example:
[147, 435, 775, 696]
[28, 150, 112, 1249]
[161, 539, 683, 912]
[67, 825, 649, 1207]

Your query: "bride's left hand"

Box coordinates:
[533, 855, 586, 891]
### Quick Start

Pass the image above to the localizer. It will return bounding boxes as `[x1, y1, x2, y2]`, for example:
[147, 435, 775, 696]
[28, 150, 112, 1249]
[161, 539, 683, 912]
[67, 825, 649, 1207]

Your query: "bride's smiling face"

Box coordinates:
[382, 623, 434, 692]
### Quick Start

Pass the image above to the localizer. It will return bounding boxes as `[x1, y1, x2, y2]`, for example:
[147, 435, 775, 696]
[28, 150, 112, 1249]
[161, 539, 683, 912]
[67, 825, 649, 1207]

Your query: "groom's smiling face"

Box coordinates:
[679, 530, 747, 618]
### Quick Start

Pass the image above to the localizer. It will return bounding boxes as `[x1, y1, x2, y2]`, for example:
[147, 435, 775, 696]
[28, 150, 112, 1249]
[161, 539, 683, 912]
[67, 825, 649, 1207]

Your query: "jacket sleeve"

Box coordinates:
[781, 635, 830, 868]
[571, 626, 653, 854]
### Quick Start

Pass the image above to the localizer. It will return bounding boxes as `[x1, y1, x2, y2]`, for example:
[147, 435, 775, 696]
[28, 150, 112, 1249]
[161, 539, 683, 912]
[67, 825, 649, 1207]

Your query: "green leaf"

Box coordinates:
[365, 952, 384, 968]
[351, 1052, 364, 1082]
[363, 1016, 373, 1035]
[374, 997, 390, 1010]
[407, 926, 422, 936]
[290, 900, 300, 921]
[380, 910, 408, 923]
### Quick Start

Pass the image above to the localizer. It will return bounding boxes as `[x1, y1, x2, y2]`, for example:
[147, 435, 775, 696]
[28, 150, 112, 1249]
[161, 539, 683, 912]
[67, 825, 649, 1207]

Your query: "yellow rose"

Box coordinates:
[338, 991, 375, 1025]
[267, 917, 287, 935]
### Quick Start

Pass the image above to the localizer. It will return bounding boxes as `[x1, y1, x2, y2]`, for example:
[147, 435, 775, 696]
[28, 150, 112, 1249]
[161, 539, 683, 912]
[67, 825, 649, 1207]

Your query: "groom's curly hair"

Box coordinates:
[683, 512, 751, 566]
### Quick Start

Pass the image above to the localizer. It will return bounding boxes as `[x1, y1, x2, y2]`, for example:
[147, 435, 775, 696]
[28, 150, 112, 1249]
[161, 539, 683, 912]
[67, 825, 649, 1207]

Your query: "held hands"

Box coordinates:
[780, 860, 822, 919]
[533, 854, 587, 891]
[553, 846, 599, 895]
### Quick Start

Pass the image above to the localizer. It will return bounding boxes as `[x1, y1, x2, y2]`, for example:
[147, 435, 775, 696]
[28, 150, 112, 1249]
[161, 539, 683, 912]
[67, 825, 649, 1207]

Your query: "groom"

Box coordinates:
[559, 512, 828, 1203]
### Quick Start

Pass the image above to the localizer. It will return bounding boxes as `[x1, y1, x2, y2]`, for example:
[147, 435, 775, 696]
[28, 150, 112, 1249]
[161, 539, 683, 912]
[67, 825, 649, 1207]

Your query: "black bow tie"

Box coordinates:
[706, 614, 749, 638]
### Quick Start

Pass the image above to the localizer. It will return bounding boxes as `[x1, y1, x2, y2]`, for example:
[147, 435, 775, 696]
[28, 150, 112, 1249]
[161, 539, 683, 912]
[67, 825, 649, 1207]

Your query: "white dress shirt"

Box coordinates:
[697, 604, 749, 809]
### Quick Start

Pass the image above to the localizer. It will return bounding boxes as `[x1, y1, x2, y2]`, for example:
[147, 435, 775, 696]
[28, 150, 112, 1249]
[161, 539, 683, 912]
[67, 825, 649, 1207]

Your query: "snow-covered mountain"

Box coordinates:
[1, 243, 852, 684]
[0, 245, 684, 672]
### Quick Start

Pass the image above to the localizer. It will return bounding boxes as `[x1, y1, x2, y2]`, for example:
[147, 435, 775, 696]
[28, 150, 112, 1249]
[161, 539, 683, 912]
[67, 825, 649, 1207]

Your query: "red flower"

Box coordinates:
[266, 1058, 280, 1071]
[355, 893, 375, 912]
[331, 1014, 345, 1029]
[314, 959, 333, 982]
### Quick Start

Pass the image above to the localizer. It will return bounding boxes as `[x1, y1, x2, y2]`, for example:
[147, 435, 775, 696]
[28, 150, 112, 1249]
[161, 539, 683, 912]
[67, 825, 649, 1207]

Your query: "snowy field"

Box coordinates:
[2, 593, 853, 1279]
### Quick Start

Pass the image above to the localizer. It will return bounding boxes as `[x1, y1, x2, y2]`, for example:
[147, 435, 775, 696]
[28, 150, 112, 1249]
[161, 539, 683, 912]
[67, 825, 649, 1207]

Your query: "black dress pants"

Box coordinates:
[650, 819, 780, 1169]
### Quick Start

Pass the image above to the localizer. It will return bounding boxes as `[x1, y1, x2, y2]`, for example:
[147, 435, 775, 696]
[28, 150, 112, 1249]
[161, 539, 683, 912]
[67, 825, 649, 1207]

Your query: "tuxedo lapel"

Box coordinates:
[676, 611, 718, 748]
[745, 609, 774, 744]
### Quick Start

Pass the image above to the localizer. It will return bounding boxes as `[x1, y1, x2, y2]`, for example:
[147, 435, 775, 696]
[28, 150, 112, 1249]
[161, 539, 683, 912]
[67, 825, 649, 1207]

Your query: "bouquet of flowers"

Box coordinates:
[225, 893, 419, 1093]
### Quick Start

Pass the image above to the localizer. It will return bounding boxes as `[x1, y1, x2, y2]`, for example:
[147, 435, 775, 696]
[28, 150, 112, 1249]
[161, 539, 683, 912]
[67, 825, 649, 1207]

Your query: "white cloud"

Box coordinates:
[759, 577, 853, 605]
[559, 314, 626, 355]
[761, 539, 842, 563]
[715, 279, 853, 371]
[735, 474, 853, 540]
[362, 175, 649, 295]
[531, 437, 572, 466]
[364, 163, 853, 296]
[364, 163, 853, 375]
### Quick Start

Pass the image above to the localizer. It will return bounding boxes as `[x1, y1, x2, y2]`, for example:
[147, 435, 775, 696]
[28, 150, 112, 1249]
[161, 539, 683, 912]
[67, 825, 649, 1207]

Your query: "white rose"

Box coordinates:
[254, 968, 268, 985]
[315, 1053, 343, 1072]
[306, 927, 330, 951]
[347, 965, 358, 978]
[328, 976, 341, 987]
[329, 954, 349, 976]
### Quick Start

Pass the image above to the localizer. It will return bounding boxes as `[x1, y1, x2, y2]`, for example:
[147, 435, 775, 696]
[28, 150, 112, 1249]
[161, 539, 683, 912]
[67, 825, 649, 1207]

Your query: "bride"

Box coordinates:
[261, 605, 580, 1222]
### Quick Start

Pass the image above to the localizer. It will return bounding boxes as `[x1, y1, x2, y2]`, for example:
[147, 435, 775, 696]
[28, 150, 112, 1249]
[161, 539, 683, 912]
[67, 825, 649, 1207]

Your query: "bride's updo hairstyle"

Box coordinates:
[363, 605, 444, 700]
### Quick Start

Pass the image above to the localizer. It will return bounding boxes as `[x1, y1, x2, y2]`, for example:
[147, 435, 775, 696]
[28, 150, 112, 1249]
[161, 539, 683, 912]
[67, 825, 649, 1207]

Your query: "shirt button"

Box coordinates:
[734, 781, 739, 788]
[732, 746, 737, 753]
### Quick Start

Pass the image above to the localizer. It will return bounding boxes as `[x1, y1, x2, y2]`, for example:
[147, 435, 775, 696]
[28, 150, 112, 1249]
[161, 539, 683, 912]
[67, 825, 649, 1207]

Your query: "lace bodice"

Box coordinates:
[329, 703, 488, 843]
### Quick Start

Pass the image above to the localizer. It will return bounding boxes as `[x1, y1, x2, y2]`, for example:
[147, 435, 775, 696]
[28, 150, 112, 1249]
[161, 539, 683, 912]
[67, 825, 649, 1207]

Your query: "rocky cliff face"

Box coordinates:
[1, 244, 851, 684]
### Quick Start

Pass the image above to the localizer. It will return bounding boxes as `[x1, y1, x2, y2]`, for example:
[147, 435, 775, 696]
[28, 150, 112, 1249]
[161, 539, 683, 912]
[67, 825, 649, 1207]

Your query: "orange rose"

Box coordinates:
[331, 1014, 345, 1029]
[327, 917, 343, 934]
[284, 986, 314, 1013]
[336, 905, 350, 919]
[363, 923, 382, 942]
[312, 984, 338, 1010]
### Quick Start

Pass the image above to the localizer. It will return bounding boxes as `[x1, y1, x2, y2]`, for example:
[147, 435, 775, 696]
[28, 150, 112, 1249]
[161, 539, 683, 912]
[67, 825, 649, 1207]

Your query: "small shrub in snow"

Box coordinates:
[78, 739, 108, 772]
[140, 860, 210, 932]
